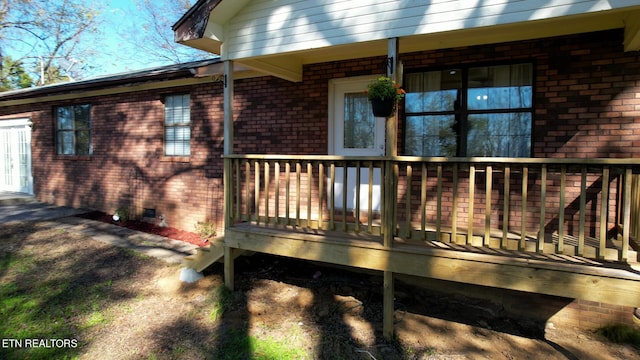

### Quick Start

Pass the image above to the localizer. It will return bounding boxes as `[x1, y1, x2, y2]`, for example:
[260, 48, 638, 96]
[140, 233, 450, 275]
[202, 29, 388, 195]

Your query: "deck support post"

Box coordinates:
[223, 60, 235, 290]
[382, 37, 400, 340]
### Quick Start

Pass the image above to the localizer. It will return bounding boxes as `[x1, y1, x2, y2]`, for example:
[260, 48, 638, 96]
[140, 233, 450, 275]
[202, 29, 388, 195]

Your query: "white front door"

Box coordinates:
[0, 119, 33, 194]
[328, 76, 384, 212]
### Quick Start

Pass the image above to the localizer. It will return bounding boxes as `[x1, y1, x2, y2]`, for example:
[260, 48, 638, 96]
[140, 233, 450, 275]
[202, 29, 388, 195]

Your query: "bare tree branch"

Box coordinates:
[0, 0, 102, 85]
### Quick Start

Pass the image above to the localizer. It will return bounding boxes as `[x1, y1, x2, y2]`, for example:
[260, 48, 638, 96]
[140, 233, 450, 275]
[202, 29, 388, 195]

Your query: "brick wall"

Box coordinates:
[0, 82, 226, 233]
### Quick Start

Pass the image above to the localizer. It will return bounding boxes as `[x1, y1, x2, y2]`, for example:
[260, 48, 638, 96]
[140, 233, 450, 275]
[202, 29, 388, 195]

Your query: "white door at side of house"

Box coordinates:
[0, 118, 33, 194]
[328, 76, 384, 213]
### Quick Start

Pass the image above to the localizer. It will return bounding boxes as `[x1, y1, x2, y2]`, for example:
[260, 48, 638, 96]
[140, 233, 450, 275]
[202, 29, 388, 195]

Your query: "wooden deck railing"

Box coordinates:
[224, 155, 640, 263]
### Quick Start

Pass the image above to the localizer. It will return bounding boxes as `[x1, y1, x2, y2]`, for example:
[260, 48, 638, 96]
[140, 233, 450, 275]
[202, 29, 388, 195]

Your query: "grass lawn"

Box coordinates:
[0, 222, 310, 359]
[1, 220, 638, 360]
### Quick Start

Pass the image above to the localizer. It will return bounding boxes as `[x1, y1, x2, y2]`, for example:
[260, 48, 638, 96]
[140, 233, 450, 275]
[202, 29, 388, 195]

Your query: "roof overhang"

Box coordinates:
[0, 59, 260, 107]
[172, 0, 251, 56]
[174, 2, 640, 83]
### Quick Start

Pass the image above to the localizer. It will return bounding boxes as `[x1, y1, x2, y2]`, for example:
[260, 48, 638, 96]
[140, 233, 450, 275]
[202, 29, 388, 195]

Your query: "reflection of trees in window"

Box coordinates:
[56, 104, 91, 155]
[467, 113, 531, 157]
[404, 63, 532, 157]
[344, 93, 374, 149]
[406, 115, 456, 157]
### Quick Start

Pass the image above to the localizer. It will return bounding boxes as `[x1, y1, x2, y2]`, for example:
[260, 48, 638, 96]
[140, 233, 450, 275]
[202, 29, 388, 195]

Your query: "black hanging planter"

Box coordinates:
[370, 98, 395, 118]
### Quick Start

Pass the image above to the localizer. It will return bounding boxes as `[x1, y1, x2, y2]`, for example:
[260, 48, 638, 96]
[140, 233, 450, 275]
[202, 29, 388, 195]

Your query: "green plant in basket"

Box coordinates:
[365, 76, 405, 102]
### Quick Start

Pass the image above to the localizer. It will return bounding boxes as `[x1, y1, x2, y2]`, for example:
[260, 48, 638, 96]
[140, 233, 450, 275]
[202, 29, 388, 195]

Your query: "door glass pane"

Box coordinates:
[343, 92, 374, 149]
[18, 129, 28, 187]
[2, 130, 10, 186]
[467, 113, 531, 157]
[405, 115, 457, 156]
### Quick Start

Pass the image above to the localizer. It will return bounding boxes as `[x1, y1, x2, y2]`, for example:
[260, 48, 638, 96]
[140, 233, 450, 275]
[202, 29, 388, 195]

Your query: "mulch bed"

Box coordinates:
[76, 211, 207, 247]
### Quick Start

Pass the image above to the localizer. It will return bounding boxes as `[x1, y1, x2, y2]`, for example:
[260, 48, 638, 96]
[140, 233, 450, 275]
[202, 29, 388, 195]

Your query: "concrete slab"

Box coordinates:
[0, 201, 86, 223]
[0, 192, 36, 205]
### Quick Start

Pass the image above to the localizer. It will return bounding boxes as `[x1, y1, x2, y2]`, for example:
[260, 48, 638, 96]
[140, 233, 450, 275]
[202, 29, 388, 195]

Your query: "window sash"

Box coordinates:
[404, 63, 532, 157]
[164, 126, 191, 156]
[164, 94, 191, 156]
[55, 105, 91, 155]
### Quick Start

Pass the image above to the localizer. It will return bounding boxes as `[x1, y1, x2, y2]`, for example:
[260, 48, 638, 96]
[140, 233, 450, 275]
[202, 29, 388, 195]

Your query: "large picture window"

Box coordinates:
[164, 94, 191, 156]
[404, 63, 533, 157]
[56, 104, 91, 155]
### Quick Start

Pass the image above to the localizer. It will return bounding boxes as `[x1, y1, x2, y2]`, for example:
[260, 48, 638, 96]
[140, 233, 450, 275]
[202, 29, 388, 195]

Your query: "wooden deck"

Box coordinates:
[225, 222, 640, 309]
[218, 154, 640, 338]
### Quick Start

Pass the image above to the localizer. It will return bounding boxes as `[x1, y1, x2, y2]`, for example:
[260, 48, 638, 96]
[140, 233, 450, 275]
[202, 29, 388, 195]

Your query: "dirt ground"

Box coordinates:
[1, 218, 639, 359]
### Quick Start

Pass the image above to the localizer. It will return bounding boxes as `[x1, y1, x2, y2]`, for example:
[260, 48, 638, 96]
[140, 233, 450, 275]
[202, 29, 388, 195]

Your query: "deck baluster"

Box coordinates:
[355, 161, 361, 233]
[557, 165, 566, 254]
[406, 164, 413, 239]
[436, 164, 443, 242]
[538, 164, 547, 253]
[520, 166, 528, 251]
[329, 162, 335, 230]
[368, 162, 374, 232]
[307, 162, 312, 228]
[598, 167, 610, 259]
[467, 164, 476, 245]
[452, 163, 459, 244]
[622, 167, 632, 261]
[578, 166, 587, 256]
[233, 159, 240, 221]
[245, 160, 250, 222]
[318, 162, 324, 230]
[285, 162, 291, 226]
[421, 163, 427, 240]
[274, 162, 280, 225]
[501, 165, 510, 249]
[264, 161, 270, 224]
[485, 164, 492, 247]
[254, 161, 261, 224]
[296, 162, 301, 227]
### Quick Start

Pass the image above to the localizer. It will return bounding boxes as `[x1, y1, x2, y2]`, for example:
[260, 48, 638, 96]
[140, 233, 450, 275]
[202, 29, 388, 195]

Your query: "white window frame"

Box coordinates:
[164, 94, 191, 156]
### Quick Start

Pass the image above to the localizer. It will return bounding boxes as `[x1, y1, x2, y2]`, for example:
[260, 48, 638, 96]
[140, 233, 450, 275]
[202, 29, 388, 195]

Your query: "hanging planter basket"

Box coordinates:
[370, 98, 396, 118]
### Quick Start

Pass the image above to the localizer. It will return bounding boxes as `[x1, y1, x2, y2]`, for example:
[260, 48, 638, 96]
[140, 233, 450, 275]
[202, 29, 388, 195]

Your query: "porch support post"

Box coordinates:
[223, 60, 235, 290]
[223, 60, 234, 155]
[383, 37, 400, 340]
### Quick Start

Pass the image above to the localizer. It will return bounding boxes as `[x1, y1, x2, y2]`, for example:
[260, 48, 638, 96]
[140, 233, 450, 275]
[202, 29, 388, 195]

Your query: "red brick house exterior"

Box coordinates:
[0, 28, 638, 238]
[1, 29, 639, 329]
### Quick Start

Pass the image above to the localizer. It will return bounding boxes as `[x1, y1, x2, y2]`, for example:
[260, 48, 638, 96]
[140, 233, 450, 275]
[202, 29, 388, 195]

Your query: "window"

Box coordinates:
[56, 104, 91, 155]
[164, 94, 191, 156]
[404, 63, 533, 157]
